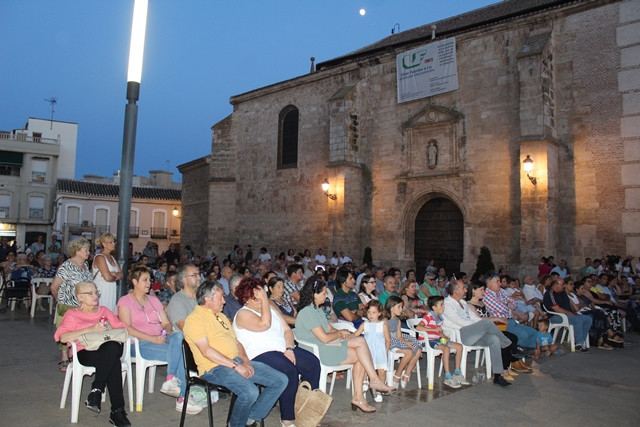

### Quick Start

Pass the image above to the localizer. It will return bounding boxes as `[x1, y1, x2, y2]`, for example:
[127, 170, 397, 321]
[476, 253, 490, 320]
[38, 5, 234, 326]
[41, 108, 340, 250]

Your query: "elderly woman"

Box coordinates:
[51, 238, 94, 371]
[419, 272, 440, 300]
[34, 254, 57, 311]
[234, 277, 320, 427]
[92, 233, 124, 313]
[267, 276, 297, 326]
[117, 266, 197, 414]
[295, 276, 395, 413]
[54, 282, 131, 426]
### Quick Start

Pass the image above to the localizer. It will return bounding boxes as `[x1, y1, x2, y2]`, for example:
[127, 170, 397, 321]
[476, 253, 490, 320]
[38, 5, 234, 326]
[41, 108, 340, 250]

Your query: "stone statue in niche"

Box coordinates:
[427, 140, 438, 169]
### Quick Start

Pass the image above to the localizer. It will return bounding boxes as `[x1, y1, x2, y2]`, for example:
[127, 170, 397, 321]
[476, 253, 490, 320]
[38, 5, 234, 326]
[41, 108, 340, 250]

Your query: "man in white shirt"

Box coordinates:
[329, 251, 339, 267]
[338, 251, 352, 265]
[258, 247, 271, 263]
[550, 259, 569, 279]
[314, 248, 327, 266]
[443, 280, 512, 386]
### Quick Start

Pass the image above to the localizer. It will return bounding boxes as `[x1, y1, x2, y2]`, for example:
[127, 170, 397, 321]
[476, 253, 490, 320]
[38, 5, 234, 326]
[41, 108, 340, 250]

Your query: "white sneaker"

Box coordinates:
[444, 377, 461, 389]
[160, 377, 182, 398]
[373, 391, 383, 403]
[453, 373, 470, 385]
[175, 397, 203, 415]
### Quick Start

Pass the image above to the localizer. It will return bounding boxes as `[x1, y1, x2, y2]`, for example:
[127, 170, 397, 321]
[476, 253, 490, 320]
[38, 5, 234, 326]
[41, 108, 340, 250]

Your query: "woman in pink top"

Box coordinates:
[116, 265, 196, 415]
[54, 281, 130, 426]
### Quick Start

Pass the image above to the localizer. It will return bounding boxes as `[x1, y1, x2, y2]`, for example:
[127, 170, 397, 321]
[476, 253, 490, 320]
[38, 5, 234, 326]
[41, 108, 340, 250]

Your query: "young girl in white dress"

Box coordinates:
[354, 300, 390, 402]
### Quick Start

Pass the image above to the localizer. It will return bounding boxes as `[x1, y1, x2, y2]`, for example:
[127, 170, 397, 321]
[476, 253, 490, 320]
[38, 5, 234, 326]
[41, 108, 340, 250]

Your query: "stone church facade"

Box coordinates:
[179, 0, 640, 277]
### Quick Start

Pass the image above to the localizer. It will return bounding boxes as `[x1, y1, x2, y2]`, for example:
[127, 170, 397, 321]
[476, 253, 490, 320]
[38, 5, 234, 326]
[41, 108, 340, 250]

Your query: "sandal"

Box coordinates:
[400, 374, 410, 389]
[351, 399, 376, 413]
[390, 375, 401, 389]
[59, 360, 70, 372]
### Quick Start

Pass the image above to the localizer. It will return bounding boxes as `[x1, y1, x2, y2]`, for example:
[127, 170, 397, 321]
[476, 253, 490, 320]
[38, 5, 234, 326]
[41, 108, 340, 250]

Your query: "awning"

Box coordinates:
[0, 151, 23, 166]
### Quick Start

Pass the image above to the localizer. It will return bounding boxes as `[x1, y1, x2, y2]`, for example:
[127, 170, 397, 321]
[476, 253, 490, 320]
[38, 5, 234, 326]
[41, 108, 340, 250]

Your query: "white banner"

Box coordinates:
[396, 37, 458, 103]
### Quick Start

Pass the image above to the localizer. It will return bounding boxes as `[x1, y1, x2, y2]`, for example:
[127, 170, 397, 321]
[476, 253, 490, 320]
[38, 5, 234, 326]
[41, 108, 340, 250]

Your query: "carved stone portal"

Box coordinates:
[402, 104, 464, 176]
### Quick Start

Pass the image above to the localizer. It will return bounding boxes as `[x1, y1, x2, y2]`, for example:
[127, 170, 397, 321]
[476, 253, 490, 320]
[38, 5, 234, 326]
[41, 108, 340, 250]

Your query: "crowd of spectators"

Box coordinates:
[4, 236, 640, 425]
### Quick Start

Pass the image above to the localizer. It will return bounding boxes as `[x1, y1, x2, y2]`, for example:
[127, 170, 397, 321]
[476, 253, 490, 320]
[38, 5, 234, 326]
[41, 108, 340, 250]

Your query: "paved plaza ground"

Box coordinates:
[1, 304, 639, 426]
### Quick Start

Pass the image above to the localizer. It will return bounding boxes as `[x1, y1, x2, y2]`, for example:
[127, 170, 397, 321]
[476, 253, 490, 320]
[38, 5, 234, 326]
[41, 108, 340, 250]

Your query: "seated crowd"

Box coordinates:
[5, 236, 640, 426]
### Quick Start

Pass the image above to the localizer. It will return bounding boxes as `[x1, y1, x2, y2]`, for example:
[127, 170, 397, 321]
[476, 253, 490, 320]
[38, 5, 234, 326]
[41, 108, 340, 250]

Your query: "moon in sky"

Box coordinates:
[359, 8, 366, 16]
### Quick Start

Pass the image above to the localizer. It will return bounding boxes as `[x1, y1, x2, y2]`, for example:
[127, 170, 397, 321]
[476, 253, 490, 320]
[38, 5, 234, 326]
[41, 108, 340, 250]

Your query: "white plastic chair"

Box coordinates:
[295, 335, 354, 395]
[442, 325, 491, 379]
[130, 336, 168, 411]
[30, 277, 54, 317]
[543, 306, 576, 352]
[406, 318, 456, 390]
[385, 323, 422, 388]
[60, 341, 133, 423]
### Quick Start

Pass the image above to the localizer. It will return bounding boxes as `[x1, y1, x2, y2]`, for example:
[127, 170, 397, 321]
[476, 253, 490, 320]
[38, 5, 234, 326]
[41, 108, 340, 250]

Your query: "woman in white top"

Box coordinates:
[92, 234, 123, 312]
[233, 277, 320, 427]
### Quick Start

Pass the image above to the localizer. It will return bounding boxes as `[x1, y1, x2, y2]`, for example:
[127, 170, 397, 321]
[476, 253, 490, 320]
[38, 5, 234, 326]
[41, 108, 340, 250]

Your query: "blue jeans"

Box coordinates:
[506, 318, 538, 348]
[132, 331, 186, 397]
[201, 361, 287, 427]
[550, 314, 592, 346]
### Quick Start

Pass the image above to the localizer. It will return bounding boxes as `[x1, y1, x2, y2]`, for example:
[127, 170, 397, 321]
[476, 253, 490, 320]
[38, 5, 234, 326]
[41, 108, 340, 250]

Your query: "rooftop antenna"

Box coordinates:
[391, 23, 400, 35]
[44, 97, 57, 129]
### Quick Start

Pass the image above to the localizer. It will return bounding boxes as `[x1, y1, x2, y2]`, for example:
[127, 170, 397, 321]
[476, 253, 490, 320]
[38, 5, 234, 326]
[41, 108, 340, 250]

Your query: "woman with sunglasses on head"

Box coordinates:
[54, 281, 131, 426]
[117, 265, 199, 415]
[93, 233, 124, 313]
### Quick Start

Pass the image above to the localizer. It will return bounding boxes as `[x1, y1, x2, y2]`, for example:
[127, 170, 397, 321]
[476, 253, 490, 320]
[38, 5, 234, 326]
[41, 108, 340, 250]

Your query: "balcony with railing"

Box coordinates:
[0, 131, 60, 145]
[129, 227, 139, 238]
[150, 227, 167, 239]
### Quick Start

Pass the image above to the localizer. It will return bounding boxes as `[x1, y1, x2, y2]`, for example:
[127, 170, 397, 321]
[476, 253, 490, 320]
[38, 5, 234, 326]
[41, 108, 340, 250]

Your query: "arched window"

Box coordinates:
[278, 105, 299, 169]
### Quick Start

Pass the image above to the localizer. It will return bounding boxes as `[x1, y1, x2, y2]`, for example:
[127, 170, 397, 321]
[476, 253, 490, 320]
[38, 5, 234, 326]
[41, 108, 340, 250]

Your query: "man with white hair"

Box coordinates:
[443, 279, 513, 387]
[219, 266, 233, 295]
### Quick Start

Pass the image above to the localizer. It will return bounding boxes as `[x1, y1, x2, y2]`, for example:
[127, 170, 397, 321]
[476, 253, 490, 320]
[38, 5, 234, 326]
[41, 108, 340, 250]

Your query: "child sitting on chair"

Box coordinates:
[416, 296, 470, 389]
[536, 319, 559, 357]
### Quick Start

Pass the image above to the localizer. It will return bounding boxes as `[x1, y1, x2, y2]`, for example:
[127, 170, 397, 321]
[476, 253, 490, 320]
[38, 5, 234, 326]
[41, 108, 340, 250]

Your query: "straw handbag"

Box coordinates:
[294, 381, 333, 427]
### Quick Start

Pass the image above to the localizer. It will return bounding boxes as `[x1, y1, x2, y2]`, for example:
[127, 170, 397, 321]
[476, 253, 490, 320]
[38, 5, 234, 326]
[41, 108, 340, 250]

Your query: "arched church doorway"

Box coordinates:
[414, 197, 463, 279]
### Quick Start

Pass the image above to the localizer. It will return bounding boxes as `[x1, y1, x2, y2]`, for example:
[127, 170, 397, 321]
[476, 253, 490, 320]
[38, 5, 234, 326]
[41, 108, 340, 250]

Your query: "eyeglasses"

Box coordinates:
[144, 308, 162, 325]
[187, 273, 200, 278]
[78, 291, 101, 297]
[214, 314, 229, 330]
[367, 280, 376, 284]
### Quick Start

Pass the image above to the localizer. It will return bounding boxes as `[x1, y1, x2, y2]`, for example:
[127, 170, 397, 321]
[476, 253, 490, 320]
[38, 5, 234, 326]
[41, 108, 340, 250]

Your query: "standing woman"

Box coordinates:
[117, 266, 197, 414]
[54, 281, 131, 426]
[51, 238, 94, 371]
[93, 233, 124, 313]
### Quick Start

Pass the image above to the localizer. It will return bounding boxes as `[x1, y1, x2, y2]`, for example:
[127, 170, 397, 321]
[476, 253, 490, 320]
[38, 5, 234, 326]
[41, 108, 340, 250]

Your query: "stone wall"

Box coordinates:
[183, 0, 634, 276]
[177, 157, 210, 256]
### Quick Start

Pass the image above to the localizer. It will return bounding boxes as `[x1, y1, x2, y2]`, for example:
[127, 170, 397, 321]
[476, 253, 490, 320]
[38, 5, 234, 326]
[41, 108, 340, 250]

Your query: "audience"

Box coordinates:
[43, 239, 639, 422]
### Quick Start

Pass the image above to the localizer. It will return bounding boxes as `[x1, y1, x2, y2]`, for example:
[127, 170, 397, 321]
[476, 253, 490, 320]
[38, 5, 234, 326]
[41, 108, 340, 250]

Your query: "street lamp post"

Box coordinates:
[116, 0, 148, 297]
